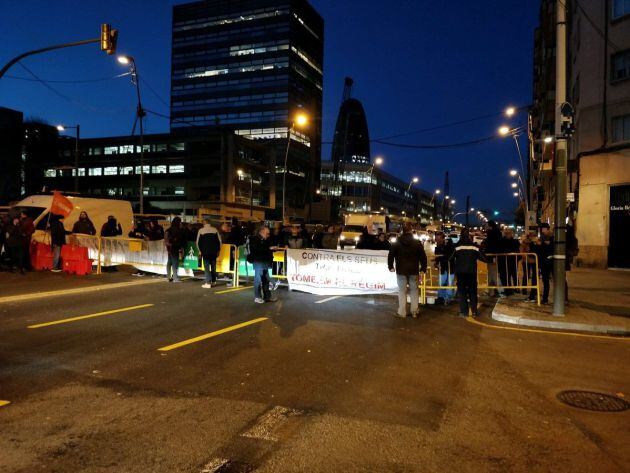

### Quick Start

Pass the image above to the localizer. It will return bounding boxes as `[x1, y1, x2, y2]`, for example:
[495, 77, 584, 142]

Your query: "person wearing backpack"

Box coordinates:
[196, 218, 222, 288]
[165, 217, 185, 282]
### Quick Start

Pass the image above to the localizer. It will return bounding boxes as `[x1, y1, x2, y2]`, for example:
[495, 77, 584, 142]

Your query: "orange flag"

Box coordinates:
[50, 191, 73, 217]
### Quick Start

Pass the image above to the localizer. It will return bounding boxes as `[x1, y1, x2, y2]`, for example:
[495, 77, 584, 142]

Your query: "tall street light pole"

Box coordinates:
[429, 189, 441, 221]
[237, 169, 254, 217]
[367, 156, 383, 211]
[118, 55, 146, 214]
[402, 177, 419, 216]
[553, 0, 568, 317]
[282, 112, 308, 223]
[56, 124, 80, 192]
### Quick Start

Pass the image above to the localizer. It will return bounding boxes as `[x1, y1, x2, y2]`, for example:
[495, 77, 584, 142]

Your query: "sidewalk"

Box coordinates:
[491, 267, 630, 335]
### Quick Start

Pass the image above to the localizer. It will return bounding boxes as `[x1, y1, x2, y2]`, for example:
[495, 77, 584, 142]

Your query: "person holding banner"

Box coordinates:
[388, 222, 427, 318]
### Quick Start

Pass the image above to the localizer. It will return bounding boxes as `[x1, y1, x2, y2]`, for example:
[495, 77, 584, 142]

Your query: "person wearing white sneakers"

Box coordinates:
[196, 218, 222, 289]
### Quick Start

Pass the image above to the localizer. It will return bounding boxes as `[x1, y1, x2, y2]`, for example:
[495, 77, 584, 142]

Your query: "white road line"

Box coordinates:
[241, 405, 302, 442]
[315, 295, 342, 304]
[200, 458, 230, 472]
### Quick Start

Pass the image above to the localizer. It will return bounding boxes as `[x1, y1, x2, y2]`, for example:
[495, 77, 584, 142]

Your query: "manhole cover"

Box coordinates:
[557, 390, 630, 412]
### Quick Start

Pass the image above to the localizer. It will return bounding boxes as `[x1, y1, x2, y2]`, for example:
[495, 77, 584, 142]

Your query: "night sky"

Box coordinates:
[1, 0, 538, 220]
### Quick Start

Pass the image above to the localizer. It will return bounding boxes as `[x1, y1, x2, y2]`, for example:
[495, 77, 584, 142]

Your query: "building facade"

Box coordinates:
[171, 0, 324, 215]
[41, 132, 276, 217]
[531, 0, 630, 268]
[320, 162, 436, 223]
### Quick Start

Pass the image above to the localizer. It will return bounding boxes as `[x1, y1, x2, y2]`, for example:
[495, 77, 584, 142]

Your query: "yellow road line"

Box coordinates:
[158, 317, 268, 352]
[0, 400, 10, 408]
[0, 279, 162, 304]
[216, 286, 251, 294]
[27, 304, 154, 329]
[466, 316, 630, 342]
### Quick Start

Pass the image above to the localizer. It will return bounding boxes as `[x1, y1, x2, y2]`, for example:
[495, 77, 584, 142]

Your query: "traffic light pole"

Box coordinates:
[553, 0, 568, 317]
[0, 38, 100, 79]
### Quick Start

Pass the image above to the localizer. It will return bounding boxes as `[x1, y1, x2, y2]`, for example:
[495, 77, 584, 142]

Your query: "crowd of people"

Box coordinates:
[1, 209, 578, 315]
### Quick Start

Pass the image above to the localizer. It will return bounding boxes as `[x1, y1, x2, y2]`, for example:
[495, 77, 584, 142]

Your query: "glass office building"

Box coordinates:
[171, 0, 324, 216]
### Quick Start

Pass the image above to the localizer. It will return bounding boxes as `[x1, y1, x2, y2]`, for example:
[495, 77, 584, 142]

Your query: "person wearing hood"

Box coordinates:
[450, 229, 485, 317]
[388, 222, 428, 318]
[100, 216, 122, 237]
[165, 217, 185, 282]
[72, 211, 96, 235]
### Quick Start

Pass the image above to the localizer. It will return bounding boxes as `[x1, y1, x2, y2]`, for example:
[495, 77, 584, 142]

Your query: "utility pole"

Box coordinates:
[465, 195, 470, 227]
[74, 125, 80, 193]
[553, 0, 568, 317]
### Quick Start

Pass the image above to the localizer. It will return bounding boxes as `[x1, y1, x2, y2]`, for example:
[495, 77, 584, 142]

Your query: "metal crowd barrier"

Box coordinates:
[68, 234, 239, 285]
[237, 247, 287, 287]
[422, 252, 541, 305]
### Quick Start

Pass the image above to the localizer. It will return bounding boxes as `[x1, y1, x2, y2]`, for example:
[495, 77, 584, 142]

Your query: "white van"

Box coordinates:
[13, 195, 134, 241]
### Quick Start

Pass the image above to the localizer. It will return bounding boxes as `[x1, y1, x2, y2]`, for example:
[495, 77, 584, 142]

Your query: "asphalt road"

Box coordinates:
[0, 273, 629, 472]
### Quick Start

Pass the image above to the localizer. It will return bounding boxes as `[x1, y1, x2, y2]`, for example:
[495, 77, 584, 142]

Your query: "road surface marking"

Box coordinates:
[158, 317, 268, 351]
[466, 316, 630, 341]
[0, 279, 162, 304]
[200, 458, 230, 472]
[27, 304, 154, 329]
[0, 400, 10, 408]
[216, 286, 251, 294]
[315, 296, 342, 304]
[241, 405, 303, 442]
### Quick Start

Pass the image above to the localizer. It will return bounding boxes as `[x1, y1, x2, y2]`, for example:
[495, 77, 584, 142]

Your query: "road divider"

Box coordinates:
[158, 317, 268, 352]
[27, 304, 154, 329]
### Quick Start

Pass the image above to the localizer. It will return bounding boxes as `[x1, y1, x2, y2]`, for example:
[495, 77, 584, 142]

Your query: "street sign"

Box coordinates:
[567, 192, 575, 202]
[183, 242, 199, 270]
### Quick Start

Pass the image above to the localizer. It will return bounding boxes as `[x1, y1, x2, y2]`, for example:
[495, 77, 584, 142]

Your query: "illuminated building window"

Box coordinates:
[104, 167, 118, 176]
[169, 165, 185, 173]
[88, 168, 102, 176]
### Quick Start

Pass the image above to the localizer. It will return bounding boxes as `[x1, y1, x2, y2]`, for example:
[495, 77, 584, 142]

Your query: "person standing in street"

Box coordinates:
[72, 211, 96, 235]
[146, 219, 165, 241]
[50, 214, 66, 272]
[196, 218, 222, 288]
[536, 223, 554, 304]
[434, 231, 455, 305]
[450, 229, 485, 317]
[247, 226, 278, 304]
[321, 226, 338, 250]
[520, 232, 538, 302]
[165, 217, 185, 282]
[286, 225, 305, 249]
[484, 220, 502, 296]
[100, 216, 122, 237]
[19, 210, 35, 271]
[388, 222, 427, 318]
[6, 216, 26, 274]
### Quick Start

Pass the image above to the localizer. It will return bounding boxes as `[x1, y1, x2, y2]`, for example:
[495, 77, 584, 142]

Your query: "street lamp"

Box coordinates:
[56, 124, 80, 192]
[505, 106, 516, 117]
[544, 136, 554, 144]
[511, 182, 518, 188]
[282, 112, 309, 223]
[402, 176, 419, 216]
[118, 55, 146, 214]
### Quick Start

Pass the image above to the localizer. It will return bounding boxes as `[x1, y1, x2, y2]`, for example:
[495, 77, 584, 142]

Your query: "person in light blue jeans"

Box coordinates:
[434, 232, 455, 305]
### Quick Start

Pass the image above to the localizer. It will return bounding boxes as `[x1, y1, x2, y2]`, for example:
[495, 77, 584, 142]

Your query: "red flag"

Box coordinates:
[50, 191, 73, 217]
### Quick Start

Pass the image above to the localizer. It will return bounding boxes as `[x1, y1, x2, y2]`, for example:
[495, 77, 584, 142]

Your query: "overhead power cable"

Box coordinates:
[5, 72, 130, 83]
[140, 77, 170, 109]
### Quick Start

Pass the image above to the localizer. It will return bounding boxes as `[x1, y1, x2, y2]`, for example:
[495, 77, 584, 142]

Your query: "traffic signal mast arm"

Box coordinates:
[0, 24, 117, 80]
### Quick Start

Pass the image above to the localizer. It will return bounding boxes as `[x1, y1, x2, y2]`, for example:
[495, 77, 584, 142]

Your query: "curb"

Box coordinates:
[0, 278, 163, 304]
[491, 303, 630, 336]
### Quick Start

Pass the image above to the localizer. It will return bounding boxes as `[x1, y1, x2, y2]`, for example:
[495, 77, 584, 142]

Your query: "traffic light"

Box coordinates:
[493, 210, 500, 216]
[100, 24, 118, 55]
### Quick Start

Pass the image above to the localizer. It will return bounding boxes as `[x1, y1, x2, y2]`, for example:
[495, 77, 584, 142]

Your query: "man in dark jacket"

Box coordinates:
[248, 226, 277, 304]
[165, 217, 185, 282]
[388, 222, 427, 318]
[146, 220, 165, 241]
[50, 214, 66, 272]
[434, 232, 456, 304]
[196, 219, 222, 288]
[100, 216, 123, 237]
[536, 223, 554, 304]
[484, 220, 503, 296]
[499, 228, 520, 296]
[19, 211, 35, 271]
[450, 229, 485, 317]
[72, 211, 96, 235]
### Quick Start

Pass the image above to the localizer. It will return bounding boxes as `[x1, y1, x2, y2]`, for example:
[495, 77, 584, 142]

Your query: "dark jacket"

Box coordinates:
[146, 224, 165, 241]
[50, 219, 66, 247]
[101, 221, 122, 237]
[501, 236, 520, 254]
[535, 235, 554, 267]
[287, 235, 305, 249]
[72, 219, 96, 235]
[434, 239, 455, 274]
[373, 238, 391, 251]
[485, 227, 502, 254]
[6, 223, 23, 248]
[388, 233, 427, 276]
[196, 224, 222, 256]
[165, 225, 186, 255]
[450, 241, 485, 274]
[248, 234, 273, 266]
